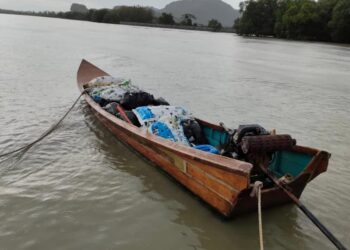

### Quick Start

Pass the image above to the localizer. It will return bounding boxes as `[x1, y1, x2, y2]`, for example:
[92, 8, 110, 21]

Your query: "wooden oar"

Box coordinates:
[259, 165, 347, 250]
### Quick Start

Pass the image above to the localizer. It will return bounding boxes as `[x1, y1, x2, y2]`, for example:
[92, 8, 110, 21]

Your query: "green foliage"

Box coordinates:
[235, 0, 278, 36]
[87, 7, 153, 24]
[158, 13, 175, 25]
[280, 0, 320, 40]
[102, 9, 120, 24]
[0, 6, 154, 25]
[90, 9, 109, 22]
[235, 0, 350, 43]
[317, 0, 338, 40]
[116, 6, 154, 23]
[180, 13, 196, 26]
[329, 0, 350, 42]
[208, 19, 223, 31]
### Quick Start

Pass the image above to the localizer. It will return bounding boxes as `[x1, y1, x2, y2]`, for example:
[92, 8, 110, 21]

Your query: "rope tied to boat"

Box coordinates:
[0, 91, 86, 159]
[250, 181, 264, 250]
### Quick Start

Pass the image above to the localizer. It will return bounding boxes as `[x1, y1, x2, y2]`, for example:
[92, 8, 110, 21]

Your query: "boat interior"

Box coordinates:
[83, 78, 315, 187]
[198, 123, 313, 186]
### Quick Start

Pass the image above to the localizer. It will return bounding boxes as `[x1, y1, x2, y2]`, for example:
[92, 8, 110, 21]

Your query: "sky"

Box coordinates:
[0, 0, 241, 12]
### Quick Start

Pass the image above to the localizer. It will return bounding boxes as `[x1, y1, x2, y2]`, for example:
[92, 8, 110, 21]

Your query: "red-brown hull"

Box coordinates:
[77, 59, 329, 218]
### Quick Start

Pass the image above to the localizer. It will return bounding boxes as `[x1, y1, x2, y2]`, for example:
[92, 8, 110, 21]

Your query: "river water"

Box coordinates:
[0, 14, 349, 250]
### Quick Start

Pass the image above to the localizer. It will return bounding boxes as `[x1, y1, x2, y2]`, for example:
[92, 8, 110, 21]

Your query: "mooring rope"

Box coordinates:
[0, 91, 85, 159]
[251, 181, 264, 250]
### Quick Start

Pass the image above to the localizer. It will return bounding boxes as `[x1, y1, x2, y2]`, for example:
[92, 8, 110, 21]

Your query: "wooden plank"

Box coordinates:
[99, 119, 234, 216]
[187, 163, 237, 202]
[132, 138, 234, 216]
[187, 158, 249, 191]
[292, 145, 318, 155]
[304, 151, 330, 181]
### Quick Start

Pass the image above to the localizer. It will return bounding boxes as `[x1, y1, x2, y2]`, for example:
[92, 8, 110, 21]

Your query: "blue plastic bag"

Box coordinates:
[134, 107, 154, 120]
[150, 121, 175, 141]
[193, 144, 220, 154]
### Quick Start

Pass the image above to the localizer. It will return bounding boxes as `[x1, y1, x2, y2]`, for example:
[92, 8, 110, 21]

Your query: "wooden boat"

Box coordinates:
[77, 59, 330, 218]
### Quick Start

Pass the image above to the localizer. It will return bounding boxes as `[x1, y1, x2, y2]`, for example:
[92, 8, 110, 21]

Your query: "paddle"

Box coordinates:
[258, 164, 347, 250]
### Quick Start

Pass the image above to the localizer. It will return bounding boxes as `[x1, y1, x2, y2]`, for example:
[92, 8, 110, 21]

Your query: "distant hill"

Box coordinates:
[161, 0, 239, 27]
[72, 0, 239, 27]
[70, 3, 88, 13]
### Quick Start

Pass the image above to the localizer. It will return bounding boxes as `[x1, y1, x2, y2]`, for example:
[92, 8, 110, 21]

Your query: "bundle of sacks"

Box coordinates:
[86, 76, 168, 108]
[133, 106, 192, 146]
[86, 76, 218, 154]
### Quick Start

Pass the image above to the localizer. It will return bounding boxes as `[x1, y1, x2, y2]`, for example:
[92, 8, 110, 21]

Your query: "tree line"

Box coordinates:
[0, 7, 224, 32]
[234, 0, 350, 43]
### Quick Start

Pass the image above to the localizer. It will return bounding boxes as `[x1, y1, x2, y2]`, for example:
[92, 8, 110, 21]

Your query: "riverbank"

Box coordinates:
[122, 22, 350, 44]
[119, 21, 235, 33]
[123, 21, 350, 45]
[234, 0, 350, 43]
[2, 11, 349, 43]
[0, 10, 234, 33]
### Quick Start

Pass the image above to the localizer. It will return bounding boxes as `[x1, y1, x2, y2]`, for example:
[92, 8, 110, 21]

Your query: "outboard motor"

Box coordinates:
[241, 134, 296, 155]
[233, 124, 270, 156]
[220, 124, 296, 161]
[219, 124, 269, 158]
[221, 123, 297, 186]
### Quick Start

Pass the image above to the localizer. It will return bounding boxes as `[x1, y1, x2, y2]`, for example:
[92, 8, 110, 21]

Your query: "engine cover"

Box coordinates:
[241, 134, 296, 154]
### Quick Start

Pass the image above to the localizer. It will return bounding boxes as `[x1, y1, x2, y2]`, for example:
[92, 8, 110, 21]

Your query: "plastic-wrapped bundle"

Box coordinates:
[87, 77, 140, 104]
[89, 86, 127, 104]
[133, 106, 190, 125]
[193, 145, 220, 154]
[133, 106, 191, 146]
[87, 76, 169, 109]
[85, 76, 126, 88]
[149, 121, 176, 141]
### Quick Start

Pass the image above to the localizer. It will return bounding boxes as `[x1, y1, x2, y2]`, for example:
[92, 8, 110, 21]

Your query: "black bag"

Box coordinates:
[120, 91, 170, 110]
[182, 119, 207, 145]
[153, 97, 170, 106]
[125, 111, 141, 127]
[120, 91, 156, 110]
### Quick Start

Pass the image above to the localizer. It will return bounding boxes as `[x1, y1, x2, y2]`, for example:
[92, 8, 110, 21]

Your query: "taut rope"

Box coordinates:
[0, 92, 85, 159]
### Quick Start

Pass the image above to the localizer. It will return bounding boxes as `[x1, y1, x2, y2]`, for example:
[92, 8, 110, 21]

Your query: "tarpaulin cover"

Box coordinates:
[133, 106, 192, 146]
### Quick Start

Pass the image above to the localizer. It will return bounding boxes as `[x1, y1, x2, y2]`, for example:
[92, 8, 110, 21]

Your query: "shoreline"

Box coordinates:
[0, 11, 235, 34]
[119, 21, 235, 33]
[1, 12, 349, 45]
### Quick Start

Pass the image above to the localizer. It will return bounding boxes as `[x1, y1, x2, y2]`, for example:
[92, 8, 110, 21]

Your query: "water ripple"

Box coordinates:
[0, 14, 350, 250]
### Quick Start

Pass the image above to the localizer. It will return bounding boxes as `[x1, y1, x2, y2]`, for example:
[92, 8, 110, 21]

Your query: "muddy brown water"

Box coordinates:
[0, 14, 350, 250]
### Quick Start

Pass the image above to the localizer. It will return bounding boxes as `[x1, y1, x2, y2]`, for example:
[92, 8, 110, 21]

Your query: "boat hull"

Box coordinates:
[88, 104, 248, 216]
[77, 59, 330, 218]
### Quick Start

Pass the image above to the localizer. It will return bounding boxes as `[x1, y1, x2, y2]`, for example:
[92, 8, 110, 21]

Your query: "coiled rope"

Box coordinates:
[0, 91, 85, 159]
[251, 181, 264, 250]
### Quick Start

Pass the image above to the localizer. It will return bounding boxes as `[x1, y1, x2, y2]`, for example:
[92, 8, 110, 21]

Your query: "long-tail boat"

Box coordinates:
[77, 59, 330, 218]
